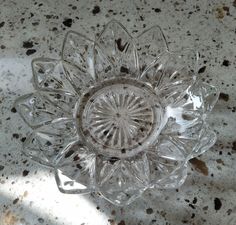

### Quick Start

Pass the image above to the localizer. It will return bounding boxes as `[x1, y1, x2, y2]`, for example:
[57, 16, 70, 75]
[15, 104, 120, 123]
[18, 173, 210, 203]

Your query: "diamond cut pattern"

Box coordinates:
[32, 58, 75, 93]
[96, 19, 138, 77]
[15, 20, 219, 206]
[96, 154, 149, 205]
[55, 141, 96, 194]
[23, 118, 77, 166]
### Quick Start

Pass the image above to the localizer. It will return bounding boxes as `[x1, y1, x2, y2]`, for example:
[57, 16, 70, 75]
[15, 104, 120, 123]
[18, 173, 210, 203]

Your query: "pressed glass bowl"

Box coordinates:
[15, 20, 219, 206]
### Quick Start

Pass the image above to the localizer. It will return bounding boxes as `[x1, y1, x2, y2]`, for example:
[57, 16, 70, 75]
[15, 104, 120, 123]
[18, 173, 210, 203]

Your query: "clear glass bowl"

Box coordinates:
[15, 20, 219, 206]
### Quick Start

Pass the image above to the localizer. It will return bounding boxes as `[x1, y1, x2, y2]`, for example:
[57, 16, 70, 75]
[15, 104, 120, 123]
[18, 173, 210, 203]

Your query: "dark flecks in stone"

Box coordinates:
[23, 41, 34, 48]
[32, 22, 39, 26]
[222, 59, 230, 66]
[103, 130, 109, 135]
[84, 92, 90, 98]
[214, 197, 222, 210]
[190, 158, 209, 176]
[216, 159, 225, 165]
[65, 150, 75, 158]
[223, 6, 230, 15]
[26, 49, 36, 56]
[219, 92, 229, 101]
[92, 6, 100, 15]
[198, 66, 206, 73]
[12, 133, 19, 139]
[63, 18, 73, 27]
[153, 8, 161, 12]
[232, 141, 236, 151]
[76, 163, 83, 169]
[227, 209, 232, 215]
[0, 165, 4, 171]
[121, 148, 126, 154]
[233, 0, 236, 7]
[73, 155, 80, 161]
[104, 65, 112, 73]
[140, 127, 144, 132]
[189, 204, 195, 209]
[22, 170, 29, 176]
[45, 141, 52, 146]
[108, 219, 115, 225]
[55, 94, 62, 99]
[11, 107, 17, 113]
[182, 114, 192, 121]
[0, 22, 5, 28]
[117, 220, 126, 225]
[38, 68, 44, 74]
[215, 7, 225, 19]
[1, 45, 6, 49]
[38, 218, 44, 223]
[109, 157, 119, 164]
[29, 12, 34, 18]
[13, 198, 19, 204]
[146, 208, 153, 214]
[120, 66, 129, 74]
[115, 38, 129, 52]
[192, 197, 197, 204]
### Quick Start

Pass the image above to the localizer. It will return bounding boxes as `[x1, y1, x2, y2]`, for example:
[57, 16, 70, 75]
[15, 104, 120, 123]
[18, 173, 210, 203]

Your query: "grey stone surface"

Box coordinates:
[0, 0, 235, 224]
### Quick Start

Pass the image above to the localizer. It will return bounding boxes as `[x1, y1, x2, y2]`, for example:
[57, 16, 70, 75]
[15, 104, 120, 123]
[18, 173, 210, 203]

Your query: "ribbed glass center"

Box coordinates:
[76, 78, 163, 158]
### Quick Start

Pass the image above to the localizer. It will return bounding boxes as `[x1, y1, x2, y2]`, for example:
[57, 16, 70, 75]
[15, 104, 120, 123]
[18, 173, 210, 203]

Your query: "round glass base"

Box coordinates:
[76, 78, 163, 158]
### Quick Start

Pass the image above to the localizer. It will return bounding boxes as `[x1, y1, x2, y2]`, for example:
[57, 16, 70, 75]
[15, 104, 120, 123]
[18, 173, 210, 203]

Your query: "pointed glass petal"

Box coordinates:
[191, 125, 217, 158]
[23, 118, 78, 166]
[41, 91, 77, 116]
[62, 31, 95, 78]
[141, 49, 198, 95]
[94, 44, 114, 81]
[96, 19, 138, 77]
[55, 141, 96, 194]
[136, 25, 168, 75]
[32, 58, 75, 93]
[62, 61, 95, 94]
[147, 148, 187, 188]
[15, 92, 67, 128]
[96, 154, 147, 206]
[62, 31, 96, 93]
[191, 81, 219, 113]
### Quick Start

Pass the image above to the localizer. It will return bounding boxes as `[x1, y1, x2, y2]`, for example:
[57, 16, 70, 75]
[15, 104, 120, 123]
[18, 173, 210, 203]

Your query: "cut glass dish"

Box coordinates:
[15, 20, 219, 206]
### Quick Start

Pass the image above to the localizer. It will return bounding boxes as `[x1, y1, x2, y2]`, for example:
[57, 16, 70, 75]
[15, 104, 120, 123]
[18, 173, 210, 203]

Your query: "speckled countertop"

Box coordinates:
[0, 0, 236, 224]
